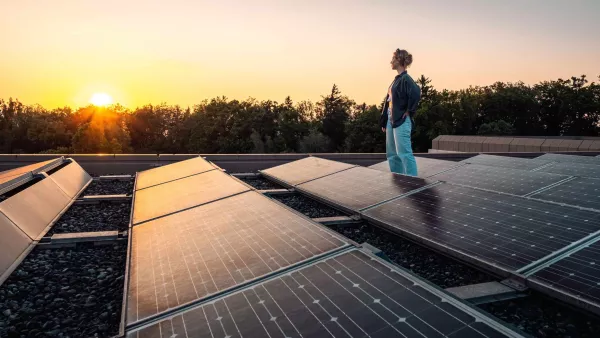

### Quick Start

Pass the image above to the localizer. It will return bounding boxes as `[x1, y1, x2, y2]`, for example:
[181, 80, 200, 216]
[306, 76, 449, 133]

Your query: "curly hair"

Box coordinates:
[394, 49, 413, 68]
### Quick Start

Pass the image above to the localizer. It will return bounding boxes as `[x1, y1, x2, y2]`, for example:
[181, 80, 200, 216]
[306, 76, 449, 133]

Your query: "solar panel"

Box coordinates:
[430, 164, 569, 196]
[460, 154, 549, 171]
[534, 153, 600, 165]
[534, 162, 600, 179]
[0, 212, 32, 281]
[0, 158, 60, 181]
[127, 250, 524, 338]
[0, 178, 71, 240]
[132, 170, 250, 225]
[530, 177, 600, 211]
[362, 184, 600, 273]
[297, 166, 434, 212]
[369, 157, 463, 178]
[127, 191, 349, 325]
[529, 238, 600, 313]
[260, 156, 356, 186]
[0, 158, 63, 190]
[48, 161, 92, 199]
[136, 157, 216, 190]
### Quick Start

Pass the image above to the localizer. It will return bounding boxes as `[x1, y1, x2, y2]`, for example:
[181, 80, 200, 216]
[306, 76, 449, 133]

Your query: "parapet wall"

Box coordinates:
[432, 136, 600, 153]
[0, 153, 387, 176]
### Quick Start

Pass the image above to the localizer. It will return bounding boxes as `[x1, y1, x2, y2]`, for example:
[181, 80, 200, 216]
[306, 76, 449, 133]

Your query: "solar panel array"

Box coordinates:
[128, 191, 349, 325]
[125, 156, 525, 337]
[260, 156, 356, 186]
[296, 166, 434, 212]
[369, 157, 464, 178]
[127, 250, 523, 338]
[430, 164, 569, 196]
[0, 158, 91, 283]
[363, 184, 600, 272]
[461, 154, 550, 171]
[283, 154, 600, 316]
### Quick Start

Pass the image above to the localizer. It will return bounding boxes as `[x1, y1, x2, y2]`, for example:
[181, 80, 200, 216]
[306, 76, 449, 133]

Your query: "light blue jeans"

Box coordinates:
[386, 118, 418, 176]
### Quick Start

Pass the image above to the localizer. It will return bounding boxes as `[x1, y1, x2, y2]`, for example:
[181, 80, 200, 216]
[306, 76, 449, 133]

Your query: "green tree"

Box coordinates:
[316, 84, 354, 151]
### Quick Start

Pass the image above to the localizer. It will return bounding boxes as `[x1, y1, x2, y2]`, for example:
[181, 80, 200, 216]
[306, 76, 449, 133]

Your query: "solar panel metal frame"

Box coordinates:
[120, 171, 140, 337]
[126, 248, 526, 338]
[0, 157, 66, 195]
[525, 236, 600, 317]
[135, 156, 219, 191]
[361, 183, 600, 279]
[294, 167, 439, 214]
[125, 190, 352, 328]
[259, 156, 358, 187]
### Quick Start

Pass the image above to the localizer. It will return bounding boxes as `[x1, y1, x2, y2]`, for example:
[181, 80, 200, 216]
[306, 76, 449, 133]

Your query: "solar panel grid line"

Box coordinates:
[359, 181, 443, 212]
[521, 176, 577, 198]
[517, 230, 600, 275]
[528, 177, 600, 211]
[265, 192, 361, 246]
[459, 154, 551, 171]
[533, 161, 600, 179]
[127, 192, 350, 327]
[530, 162, 557, 172]
[132, 170, 252, 225]
[127, 249, 525, 337]
[135, 157, 219, 191]
[135, 168, 217, 191]
[361, 184, 600, 275]
[292, 164, 358, 186]
[428, 163, 570, 197]
[133, 189, 250, 226]
[259, 156, 357, 187]
[296, 166, 435, 212]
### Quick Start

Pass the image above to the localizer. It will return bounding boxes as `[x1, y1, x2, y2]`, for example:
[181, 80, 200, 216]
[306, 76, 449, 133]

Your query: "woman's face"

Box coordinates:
[390, 53, 400, 70]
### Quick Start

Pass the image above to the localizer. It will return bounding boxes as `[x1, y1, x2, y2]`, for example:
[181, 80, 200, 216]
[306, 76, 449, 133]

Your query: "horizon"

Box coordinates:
[2, 0, 599, 109]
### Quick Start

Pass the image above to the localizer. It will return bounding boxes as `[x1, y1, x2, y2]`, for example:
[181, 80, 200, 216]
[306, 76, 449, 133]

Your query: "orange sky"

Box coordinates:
[1, 0, 599, 109]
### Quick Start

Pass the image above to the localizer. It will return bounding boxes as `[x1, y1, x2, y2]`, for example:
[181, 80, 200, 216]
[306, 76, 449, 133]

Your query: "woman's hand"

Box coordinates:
[382, 127, 386, 133]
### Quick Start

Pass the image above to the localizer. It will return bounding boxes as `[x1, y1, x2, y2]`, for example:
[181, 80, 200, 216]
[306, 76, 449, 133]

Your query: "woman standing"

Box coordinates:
[379, 48, 421, 176]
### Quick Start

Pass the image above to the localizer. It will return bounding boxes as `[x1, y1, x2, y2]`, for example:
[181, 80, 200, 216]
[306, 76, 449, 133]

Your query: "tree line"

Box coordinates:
[1, 74, 599, 155]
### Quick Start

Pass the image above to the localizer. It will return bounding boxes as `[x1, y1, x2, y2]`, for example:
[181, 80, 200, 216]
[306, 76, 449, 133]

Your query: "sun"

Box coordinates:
[89, 92, 113, 106]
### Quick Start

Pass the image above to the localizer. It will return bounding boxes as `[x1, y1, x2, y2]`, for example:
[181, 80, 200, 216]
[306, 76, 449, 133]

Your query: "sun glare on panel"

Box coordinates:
[89, 92, 113, 106]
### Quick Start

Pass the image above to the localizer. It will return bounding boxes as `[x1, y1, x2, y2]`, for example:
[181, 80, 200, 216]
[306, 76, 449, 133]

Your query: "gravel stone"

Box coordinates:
[83, 179, 134, 196]
[0, 243, 127, 338]
[239, 177, 284, 190]
[330, 222, 495, 288]
[270, 193, 345, 218]
[45, 202, 131, 236]
[479, 295, 600, 338]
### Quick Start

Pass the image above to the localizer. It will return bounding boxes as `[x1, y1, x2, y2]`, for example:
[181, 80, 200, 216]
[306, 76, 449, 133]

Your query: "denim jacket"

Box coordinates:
[379, 71, 421, 129]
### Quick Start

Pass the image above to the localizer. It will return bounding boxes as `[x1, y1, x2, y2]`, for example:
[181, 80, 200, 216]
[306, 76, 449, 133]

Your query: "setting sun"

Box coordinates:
[89, 92, 113, 106]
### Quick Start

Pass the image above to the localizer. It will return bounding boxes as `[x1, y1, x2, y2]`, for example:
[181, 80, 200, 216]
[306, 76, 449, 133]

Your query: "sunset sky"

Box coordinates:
[1, 0, 599, 109]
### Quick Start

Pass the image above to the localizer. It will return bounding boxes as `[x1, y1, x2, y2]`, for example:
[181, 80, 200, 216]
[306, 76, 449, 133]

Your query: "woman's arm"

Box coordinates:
[405, 77, 421, 117]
